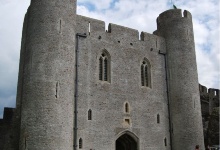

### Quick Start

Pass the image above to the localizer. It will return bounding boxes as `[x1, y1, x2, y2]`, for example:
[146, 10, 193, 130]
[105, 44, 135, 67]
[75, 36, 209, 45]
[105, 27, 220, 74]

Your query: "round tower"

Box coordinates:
[19, 0, 76, 149]
[156, 9, 204, 150]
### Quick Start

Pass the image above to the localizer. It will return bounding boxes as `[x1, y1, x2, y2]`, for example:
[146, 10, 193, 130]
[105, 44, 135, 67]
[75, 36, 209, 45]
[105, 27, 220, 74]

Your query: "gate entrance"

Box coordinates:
[116, 133, 137, 150]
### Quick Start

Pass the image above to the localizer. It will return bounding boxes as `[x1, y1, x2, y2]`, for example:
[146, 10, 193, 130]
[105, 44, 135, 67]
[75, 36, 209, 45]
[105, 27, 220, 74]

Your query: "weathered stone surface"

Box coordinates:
[199, 84, 219, 147]
[0, 1, 210, 150]
[208, 107, 219, 146]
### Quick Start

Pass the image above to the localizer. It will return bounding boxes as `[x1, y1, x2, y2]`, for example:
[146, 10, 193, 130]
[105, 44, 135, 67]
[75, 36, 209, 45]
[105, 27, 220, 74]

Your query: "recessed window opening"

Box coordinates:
[141, 59, 151, 87]
[164, 138, 167, 146]
[88, 109, 92, 120]
[99, 50, 110, 82]
[99, 57, 103, 80]
[79, 138, 83, 149]
[157, 114, 160, 124]
[150, 48, 153, 51]
[55, 82, 58, 98]
[104, 58, 108, 81]
[118, 41, 120, 43]
[125, 103, 129, 113]
[130, 43, 133, 46]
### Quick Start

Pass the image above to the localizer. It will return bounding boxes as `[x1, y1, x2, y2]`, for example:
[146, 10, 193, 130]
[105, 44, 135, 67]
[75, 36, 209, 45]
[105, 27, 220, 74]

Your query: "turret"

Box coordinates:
[19, 0, 76, 149]
[155, 9, 204, 150]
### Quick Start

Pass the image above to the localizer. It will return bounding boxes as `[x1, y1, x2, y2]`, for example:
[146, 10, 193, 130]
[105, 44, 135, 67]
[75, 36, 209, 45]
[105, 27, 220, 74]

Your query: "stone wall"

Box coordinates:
[199, 84, 219, 147]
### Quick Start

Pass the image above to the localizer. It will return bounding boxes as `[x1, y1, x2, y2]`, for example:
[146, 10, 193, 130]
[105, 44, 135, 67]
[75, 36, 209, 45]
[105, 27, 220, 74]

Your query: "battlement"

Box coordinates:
[76, 14, 166, 49]
[0, 107, 15, 122]
[199, 84, 219, 97]
[108, 23, 139, 41]
[199, 84, 208, 95]
[154, 9, 192, 37]
[157, 9, 192, 22]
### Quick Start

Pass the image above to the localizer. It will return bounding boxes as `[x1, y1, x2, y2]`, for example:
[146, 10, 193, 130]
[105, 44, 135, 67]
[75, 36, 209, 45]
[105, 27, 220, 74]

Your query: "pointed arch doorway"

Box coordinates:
[116, 131, 139, 150]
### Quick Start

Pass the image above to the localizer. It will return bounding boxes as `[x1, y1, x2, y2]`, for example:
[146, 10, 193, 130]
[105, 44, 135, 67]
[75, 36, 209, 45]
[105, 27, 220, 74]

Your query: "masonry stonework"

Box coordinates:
[0, 0, 207, 150]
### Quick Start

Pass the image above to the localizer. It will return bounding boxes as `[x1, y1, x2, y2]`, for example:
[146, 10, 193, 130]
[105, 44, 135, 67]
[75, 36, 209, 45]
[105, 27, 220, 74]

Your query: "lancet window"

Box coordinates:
[141, 59, 151, 87]
[99, 50, 110, 82]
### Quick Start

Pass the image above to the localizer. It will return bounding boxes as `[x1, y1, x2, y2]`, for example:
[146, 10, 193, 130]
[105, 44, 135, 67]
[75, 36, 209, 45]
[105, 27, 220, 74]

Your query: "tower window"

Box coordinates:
[141, 59, 151, 87]
[99, 57, 103, 80]
[164, 138, 167, 146]
[88, 109, 92, 120]
[99, 50, 111, 82]
[125, 103, 129, 113]
[79, 138, 83, 149]
[157, 114, 160, 124]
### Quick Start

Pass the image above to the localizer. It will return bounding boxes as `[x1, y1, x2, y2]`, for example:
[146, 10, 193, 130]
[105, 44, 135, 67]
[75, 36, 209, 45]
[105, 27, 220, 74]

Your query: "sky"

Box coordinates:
[0, 0, 219, 118]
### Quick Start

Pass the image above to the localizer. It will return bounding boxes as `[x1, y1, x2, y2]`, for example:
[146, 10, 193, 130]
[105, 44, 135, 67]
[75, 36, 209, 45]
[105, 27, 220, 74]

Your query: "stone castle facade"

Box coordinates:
[0, 0, 211, 150]
[199, 84, 219, 147]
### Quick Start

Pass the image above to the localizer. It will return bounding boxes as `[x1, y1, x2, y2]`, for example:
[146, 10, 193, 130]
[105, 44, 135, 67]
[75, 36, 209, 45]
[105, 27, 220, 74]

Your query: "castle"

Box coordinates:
[0, 0, 208, 150]
[199, 84, 219, 147]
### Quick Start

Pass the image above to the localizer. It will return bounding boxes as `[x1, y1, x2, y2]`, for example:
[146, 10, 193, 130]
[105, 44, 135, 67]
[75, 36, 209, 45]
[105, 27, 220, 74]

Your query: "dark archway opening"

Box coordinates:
[116, 134, 137, 150]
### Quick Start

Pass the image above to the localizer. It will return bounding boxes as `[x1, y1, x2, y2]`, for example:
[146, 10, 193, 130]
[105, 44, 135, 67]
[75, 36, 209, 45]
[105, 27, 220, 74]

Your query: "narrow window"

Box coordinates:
[55, 81, 59, 98]
[99, 57, 103, 80]
[104, 58, 108, 81]
[145, 66, 148, 86]
[164, 138, 167, 146]
[141, 59, 151, 87]
[98, 51, 110, 82]
[79, 138, 83, 149]
[125, 103, 129, 113]
[141, 65, 144, 86]
[88, 109, 92, 120]
[157, 114, 160, 124]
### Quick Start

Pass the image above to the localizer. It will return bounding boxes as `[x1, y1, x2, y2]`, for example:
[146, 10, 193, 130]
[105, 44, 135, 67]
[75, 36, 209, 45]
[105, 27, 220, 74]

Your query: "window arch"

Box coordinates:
[141, 58, 151, 87]
[79, 138, 83, 149]
[99, 50, 111, 82]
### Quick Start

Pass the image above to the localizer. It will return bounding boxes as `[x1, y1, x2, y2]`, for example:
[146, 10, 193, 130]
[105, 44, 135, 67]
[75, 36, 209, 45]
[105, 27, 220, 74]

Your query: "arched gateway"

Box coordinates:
[116, 131, 139, 150]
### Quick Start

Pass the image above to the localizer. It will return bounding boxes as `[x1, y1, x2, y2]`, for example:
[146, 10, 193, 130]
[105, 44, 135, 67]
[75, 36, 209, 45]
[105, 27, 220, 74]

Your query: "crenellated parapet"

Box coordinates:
[75, 14, 166, 56]
[199, 84, 208, 95]
[199, 84, 219, 101]
[199, 84, 219, 117]
[154, 9, 192, 37]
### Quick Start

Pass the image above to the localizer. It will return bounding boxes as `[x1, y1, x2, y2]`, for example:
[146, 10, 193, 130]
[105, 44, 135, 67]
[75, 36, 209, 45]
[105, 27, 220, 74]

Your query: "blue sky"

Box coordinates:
[0, 0, 219, 118]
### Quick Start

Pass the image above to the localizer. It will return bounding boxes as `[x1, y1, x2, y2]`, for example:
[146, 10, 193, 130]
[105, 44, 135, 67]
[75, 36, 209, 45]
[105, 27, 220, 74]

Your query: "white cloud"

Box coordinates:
[77, 0, 219, 89]
[0, 0, 219, 117]
[78, 0, 114, 10]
